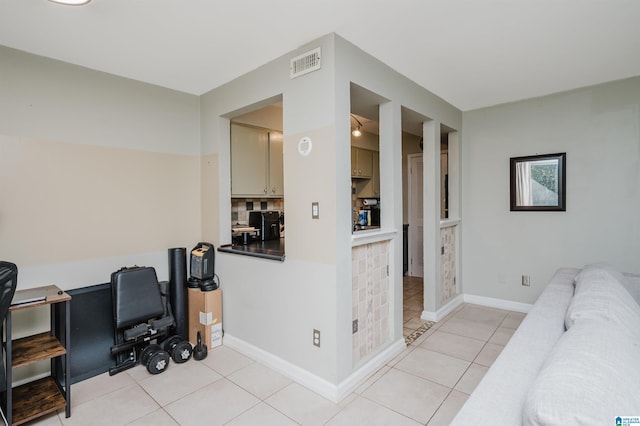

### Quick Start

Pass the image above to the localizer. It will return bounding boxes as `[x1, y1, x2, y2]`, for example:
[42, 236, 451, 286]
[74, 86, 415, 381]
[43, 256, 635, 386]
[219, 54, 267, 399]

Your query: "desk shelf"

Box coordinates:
[4, 285, 71, 425]
[11, 377, 66, 425]
[11, 333, 66, 368]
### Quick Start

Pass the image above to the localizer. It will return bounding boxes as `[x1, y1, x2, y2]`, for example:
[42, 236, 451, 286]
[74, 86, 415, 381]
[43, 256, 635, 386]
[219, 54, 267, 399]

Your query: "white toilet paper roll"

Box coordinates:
[362, 199, 378, 206]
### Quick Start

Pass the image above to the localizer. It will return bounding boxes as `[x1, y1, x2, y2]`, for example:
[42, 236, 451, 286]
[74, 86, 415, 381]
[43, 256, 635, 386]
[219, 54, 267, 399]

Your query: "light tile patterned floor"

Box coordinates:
[28, 278, 525, 425]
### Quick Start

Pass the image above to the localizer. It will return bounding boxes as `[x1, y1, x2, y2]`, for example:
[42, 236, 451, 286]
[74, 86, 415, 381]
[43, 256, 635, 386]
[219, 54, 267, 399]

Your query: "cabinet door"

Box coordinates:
[351, 147, 358, 177]
[231, 124, 268, 196]
[356, 151, 379, 198]
[357, 148, 373, 178]
[268, 131, 284, 196]
[372, 151, 380, 196]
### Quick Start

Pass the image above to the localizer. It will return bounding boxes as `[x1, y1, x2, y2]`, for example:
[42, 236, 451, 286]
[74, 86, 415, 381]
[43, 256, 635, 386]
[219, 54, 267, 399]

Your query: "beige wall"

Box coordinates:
[0, 137, 200, 267]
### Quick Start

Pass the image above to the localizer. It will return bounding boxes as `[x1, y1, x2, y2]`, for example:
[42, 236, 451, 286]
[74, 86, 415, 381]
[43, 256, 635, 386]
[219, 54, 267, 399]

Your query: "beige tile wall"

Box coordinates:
[352, 240, 390, 366]
[440, 225, 457, 303]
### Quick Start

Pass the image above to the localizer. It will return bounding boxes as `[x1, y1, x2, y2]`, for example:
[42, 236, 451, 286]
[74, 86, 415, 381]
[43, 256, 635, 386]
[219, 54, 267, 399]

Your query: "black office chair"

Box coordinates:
[109, 266, 176, 375]
[0, 262, 18, 392]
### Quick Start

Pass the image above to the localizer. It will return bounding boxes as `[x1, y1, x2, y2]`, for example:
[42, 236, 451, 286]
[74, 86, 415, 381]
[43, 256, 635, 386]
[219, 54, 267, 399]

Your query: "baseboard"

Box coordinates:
[223, 334, 405, 403]
[334, 338, 406, 401]
[421, 294, 464, 322]
[463, 293, 533, 313]
[420, 293, 532, 321]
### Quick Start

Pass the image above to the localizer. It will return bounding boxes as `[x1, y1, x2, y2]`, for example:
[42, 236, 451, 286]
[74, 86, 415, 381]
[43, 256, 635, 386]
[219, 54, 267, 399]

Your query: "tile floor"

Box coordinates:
[27, 278, 525, 426]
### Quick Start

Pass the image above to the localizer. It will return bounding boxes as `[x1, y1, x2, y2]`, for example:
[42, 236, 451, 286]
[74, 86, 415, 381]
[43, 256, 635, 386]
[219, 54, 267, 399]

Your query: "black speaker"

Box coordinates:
[168, 247, 188, 341]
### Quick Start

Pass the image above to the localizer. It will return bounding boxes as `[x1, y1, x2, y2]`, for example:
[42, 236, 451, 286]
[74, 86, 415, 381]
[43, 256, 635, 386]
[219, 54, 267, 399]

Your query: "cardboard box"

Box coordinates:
[188, 287, 222, 349]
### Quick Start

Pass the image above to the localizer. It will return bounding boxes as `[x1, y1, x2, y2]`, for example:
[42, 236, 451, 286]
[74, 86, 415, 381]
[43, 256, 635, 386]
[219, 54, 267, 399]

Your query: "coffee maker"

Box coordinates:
[187, 242, 219, 291]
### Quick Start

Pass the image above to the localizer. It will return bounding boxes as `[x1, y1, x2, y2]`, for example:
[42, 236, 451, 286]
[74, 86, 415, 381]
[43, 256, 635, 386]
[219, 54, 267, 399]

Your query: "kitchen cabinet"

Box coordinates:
[351, 147, 373, 178]
[231, 123, 283, 197]
[5, 285, 71, 425]
[354, 150, 380, 198]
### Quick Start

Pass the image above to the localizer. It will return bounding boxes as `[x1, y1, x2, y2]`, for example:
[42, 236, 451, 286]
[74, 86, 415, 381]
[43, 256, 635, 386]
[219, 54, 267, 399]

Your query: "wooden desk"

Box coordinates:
[4, 285, 71, 425]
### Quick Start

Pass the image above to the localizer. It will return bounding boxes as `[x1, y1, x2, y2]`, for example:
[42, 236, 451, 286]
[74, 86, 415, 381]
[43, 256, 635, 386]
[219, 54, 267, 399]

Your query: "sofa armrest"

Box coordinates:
[451, 268, 579, 426]
[622, 273, 640, 305]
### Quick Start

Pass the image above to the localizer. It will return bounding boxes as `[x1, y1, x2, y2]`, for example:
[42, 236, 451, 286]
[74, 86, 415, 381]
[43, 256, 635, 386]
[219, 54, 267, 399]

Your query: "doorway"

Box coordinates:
[407, 153, 424, 277]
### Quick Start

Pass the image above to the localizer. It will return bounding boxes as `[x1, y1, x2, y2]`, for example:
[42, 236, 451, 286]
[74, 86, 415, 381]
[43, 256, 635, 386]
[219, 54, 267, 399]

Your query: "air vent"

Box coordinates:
[290, 47, 321, 79]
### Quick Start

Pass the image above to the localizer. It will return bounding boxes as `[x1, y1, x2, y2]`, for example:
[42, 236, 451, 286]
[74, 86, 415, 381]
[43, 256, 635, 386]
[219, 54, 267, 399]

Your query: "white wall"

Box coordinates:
[462, 76, 640, 304]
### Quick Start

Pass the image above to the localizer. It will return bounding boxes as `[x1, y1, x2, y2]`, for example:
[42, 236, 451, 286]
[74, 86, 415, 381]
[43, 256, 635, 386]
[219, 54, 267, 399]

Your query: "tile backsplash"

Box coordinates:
[232, 198, 283, 224]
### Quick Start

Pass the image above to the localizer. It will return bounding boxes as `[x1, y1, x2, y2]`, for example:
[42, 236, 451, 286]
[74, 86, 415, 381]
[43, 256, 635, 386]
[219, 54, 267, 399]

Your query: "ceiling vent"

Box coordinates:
[290, 47, 321, 79]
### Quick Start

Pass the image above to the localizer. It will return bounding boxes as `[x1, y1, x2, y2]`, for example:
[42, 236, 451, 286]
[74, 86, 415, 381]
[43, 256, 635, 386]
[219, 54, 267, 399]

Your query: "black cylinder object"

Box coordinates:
[168, 248, 188, 341]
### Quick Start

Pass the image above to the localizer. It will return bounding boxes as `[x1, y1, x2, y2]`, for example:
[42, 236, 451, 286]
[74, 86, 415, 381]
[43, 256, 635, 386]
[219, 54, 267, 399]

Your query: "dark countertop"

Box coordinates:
[218, 238, 285, 261]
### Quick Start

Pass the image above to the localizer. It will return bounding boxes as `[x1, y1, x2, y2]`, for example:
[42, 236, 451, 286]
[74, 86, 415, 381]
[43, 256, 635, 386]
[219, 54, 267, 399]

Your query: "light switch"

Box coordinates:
[312, 202, 319, 219]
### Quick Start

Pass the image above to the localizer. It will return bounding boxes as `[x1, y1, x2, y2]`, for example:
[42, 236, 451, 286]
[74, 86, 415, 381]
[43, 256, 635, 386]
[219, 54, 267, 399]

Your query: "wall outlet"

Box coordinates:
[522, 275, 530, 286]
[313, 329, 321, 347]
[352, 319, 358, 334]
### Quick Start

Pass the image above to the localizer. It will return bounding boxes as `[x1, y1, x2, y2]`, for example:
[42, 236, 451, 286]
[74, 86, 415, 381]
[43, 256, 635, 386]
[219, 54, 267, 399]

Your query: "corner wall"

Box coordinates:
[0, 44, 202, 382]
[461, 76, 640, 304]
[0, 46, 202, 287]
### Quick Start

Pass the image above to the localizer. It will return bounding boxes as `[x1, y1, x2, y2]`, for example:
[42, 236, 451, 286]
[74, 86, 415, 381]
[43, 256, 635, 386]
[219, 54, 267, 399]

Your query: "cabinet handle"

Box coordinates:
[271, 188, 276, 194]
[264, 188, 267, 194]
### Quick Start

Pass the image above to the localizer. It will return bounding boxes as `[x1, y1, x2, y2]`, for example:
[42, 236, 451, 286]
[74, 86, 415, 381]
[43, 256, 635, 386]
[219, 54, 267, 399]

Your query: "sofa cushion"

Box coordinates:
[523, 320, 640, 426]
[565, 264, 640, 339]
[574, 261, 628, 287]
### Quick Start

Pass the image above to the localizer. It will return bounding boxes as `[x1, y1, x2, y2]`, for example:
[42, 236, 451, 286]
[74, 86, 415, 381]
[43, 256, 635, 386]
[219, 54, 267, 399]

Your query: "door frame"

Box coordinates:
[407, 153, 424, 277]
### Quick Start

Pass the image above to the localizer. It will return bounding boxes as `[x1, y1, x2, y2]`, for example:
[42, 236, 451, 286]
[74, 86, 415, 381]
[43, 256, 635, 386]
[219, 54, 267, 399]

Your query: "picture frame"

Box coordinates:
[510, 152, 566, 211]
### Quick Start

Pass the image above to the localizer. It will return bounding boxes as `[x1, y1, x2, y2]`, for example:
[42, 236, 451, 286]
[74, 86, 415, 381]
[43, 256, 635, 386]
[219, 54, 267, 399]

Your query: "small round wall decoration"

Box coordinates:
[297, 137, 313, 156]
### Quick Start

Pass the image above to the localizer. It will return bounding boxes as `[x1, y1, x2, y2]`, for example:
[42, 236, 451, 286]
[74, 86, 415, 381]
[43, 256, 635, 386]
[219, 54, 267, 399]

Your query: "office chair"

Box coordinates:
[0, 262, 18, 393]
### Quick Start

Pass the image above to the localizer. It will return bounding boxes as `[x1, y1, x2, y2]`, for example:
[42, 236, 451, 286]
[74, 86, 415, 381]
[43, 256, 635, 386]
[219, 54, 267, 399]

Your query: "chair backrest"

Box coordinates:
[0, 261, 18, 393]
[111, 266, 165, 329]
[0, 261, 18, 321]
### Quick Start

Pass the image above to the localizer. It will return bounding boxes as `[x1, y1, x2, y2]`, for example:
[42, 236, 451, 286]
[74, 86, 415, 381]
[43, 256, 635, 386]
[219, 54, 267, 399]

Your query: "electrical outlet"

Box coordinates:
[352, 319, 358, 334]
[522, 275, 530, 286]
[313, 329, 321, 347]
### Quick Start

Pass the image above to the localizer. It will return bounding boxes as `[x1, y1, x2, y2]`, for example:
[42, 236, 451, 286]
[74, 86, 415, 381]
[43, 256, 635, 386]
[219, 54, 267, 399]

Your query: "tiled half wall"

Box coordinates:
[440, 224, 457, 303]
[352, 240, 390, 366]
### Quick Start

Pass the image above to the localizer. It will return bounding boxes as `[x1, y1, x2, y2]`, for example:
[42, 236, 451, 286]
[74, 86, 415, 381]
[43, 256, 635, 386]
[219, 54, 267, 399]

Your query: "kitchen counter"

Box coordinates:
[218, 238, 285, 261]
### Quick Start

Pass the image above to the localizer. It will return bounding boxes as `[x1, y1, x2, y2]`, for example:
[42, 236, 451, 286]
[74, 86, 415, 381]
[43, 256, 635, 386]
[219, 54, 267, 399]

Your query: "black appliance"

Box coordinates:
[370, 206, 380, 227]
[187, 242, 218, 291]
[249, 211, 281, 241]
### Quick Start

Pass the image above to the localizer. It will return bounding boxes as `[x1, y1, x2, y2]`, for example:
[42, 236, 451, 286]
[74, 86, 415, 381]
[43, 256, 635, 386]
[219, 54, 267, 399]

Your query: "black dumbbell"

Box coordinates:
[192, 331, 207, 361]
[140, 344, 170, 374]
[163, 335, 193, 363]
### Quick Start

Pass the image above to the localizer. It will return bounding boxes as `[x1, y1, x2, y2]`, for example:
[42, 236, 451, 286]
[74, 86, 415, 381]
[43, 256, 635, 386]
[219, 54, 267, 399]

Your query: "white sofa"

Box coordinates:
[452, 263, 640, 425]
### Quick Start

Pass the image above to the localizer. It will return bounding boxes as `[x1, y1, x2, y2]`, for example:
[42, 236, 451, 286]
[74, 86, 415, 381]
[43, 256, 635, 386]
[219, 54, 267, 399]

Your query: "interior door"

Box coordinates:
[408, 154, 424, 277]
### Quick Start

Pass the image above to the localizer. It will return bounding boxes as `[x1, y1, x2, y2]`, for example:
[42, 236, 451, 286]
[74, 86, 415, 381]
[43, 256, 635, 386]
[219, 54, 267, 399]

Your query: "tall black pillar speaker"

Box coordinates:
[168, 247, 188, 341]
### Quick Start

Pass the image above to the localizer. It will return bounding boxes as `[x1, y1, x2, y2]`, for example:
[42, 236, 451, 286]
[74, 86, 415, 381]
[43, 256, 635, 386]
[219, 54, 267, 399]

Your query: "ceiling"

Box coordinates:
[1, 1, 639, 112]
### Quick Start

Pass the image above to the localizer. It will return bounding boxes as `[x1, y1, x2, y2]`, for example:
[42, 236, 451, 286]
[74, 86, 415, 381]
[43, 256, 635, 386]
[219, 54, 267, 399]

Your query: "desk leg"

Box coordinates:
[6, 312, 11, 426]
[65, 300, 71, 418]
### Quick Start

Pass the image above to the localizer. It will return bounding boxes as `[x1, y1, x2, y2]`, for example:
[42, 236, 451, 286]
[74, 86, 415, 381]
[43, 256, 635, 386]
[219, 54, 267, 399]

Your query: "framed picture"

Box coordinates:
[510, 152, 566, 211]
